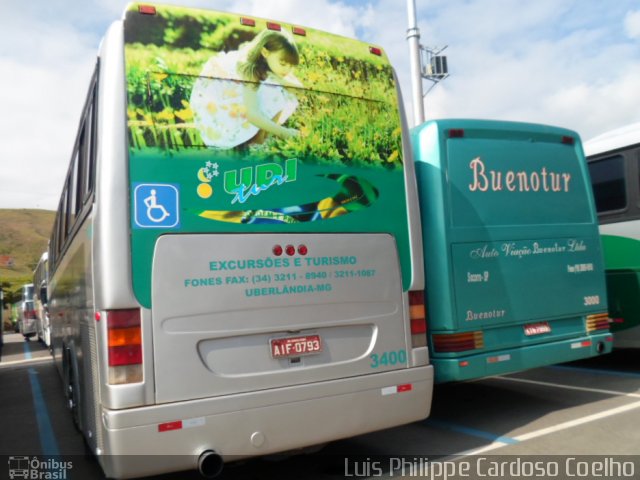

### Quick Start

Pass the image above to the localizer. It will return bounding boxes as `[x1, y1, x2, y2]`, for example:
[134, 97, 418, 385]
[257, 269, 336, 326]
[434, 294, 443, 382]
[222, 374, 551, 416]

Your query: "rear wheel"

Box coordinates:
[63, 351, 80, 430]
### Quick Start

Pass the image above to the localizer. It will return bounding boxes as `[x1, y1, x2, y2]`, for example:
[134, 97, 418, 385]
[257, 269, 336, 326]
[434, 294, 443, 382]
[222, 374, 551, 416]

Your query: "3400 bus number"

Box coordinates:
[370, 349, 407, 369]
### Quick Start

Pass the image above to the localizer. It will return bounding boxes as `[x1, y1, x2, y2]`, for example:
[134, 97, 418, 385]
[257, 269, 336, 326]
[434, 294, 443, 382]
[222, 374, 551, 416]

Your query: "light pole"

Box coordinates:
[406, 0, 449, 127]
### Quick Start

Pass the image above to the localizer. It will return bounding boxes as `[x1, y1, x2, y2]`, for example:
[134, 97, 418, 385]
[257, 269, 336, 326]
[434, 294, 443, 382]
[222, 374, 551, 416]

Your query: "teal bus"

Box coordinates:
[412, 119, 613, 383]
[47, 3, 432, 478]
[584, 123, 640, 348]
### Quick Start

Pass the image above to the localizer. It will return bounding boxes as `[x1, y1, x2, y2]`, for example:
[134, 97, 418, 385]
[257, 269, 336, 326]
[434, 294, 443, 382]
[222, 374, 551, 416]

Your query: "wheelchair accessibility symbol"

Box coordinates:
[134, 183, 180, 228]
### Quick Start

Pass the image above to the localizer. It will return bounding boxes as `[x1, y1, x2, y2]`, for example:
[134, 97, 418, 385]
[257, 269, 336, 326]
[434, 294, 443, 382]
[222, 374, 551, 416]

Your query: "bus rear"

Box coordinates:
[88, 3, 431, 477]
[584, 123, 640, 348]
[412, 119, 612, 383]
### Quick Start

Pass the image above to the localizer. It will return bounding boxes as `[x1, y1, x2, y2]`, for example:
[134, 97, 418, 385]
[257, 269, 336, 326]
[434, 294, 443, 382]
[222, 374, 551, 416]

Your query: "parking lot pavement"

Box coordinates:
[1, 348, 638, 479]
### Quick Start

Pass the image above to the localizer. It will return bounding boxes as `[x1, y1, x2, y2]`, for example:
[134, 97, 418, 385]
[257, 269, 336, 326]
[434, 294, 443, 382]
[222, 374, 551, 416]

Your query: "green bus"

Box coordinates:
[48, 3, 432, 478]
[584, 122, 640, 348]
[412, 119, 613, 383]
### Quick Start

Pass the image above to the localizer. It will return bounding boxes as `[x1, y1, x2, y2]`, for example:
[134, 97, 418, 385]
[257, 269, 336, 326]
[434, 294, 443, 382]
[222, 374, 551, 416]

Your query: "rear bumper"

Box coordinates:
[99, 365, 433, 479]
[432, 333, 613, 383]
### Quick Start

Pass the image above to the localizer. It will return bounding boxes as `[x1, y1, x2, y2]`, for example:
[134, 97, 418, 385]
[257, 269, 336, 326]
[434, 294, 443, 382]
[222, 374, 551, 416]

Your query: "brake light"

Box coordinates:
[138, 5, 157, 15]
[107, 309, 143, 384]
[292, 26, 306, 36]
[432, 331, 484, 353]
[561, 136, 575, 145]
[586, 313, 610, 333]
[448, 129, 465, 138]
[409, 291, 427, 348]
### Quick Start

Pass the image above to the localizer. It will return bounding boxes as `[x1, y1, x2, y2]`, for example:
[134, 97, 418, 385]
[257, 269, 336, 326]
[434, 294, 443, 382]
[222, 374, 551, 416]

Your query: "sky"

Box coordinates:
[1, 0, 640, 210]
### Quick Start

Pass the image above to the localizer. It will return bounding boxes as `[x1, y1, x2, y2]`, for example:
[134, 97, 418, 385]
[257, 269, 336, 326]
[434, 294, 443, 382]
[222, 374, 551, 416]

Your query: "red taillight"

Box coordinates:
[432, 331, 484, 353]
[240, 17, 256, 27]
[449, 129, 465, 138]
[586, 313, 610, 333]
[267, 22, 281, 31]
[562, 136, 575, 145]
[272, 245, 283, 256]
[292, 26, 306, 36]
[409, 291, 427, 347]
[298, 244, 308, 255]
[138, 5, 157, 15]
[285, 245, 296, 256]
[107, 309, 142, 384]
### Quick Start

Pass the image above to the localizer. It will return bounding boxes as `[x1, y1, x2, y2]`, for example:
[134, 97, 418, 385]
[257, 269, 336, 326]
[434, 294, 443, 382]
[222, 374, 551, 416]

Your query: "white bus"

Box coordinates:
[48, 3, 432, 478]
[18, 283, 36, 340]
[33, 252, 50, 347]
[584, 122, 640, 348]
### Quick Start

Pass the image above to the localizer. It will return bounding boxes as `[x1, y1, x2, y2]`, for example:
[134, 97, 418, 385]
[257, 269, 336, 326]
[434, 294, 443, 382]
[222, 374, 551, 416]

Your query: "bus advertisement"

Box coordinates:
[584, 123, 640, 348]
[412, 119, 613, 383]
[48, 3, 432, 478]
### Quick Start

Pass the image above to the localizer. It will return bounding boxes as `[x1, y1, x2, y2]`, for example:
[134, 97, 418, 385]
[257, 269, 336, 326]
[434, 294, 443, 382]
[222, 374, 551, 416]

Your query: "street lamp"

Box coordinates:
[406, 0, 449, 126]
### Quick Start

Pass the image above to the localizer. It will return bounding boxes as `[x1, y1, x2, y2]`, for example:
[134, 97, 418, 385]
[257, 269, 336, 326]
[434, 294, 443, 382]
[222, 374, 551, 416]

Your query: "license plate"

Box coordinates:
[524, 322, 551, 336]
[270, 335, 322, 358]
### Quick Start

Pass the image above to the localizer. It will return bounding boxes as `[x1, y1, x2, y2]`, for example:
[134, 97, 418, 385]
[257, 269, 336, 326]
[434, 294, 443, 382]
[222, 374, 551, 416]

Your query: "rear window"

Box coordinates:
[588, 155, 626, 213]
[448, 137, 593, 228]
[123, 4, 412, 307]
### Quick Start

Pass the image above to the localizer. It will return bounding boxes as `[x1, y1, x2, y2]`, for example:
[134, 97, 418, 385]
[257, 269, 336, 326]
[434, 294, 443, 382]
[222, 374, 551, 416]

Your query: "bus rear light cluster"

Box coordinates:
[106, 309, 143, 384]
[138, 5, 157, 15]
[586, 313, 611, 333]
[432, 331, 484, 353]
[272, 244, 308, 256]
[408, 291, 427, 348]
[240, 17, 305, 36]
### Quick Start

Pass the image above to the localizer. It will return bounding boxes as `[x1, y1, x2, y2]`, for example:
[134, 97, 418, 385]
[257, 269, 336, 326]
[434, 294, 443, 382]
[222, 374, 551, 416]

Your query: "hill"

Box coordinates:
[0, 209, 55, 298]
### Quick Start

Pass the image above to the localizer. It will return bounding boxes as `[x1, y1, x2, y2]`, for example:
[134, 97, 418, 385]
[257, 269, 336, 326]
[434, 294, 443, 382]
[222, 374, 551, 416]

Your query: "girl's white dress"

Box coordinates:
[190, 50, 300, 148]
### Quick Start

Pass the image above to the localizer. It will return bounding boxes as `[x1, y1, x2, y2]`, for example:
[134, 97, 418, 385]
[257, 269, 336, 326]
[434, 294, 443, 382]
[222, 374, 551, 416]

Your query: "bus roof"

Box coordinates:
[584, 122, 640, 156]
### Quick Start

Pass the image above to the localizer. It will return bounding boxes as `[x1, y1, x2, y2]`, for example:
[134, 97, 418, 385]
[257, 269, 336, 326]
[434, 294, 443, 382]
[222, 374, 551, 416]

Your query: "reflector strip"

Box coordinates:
[487, 354, 511, 364]
[158, 421, 182, 432]
[571, 340, 593, 349]
[381, 384, 413, 396]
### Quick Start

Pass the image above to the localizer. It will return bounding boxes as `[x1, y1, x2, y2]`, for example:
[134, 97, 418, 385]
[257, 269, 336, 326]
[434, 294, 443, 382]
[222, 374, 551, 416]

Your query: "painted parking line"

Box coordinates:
[450, 375, 640, 455]
[492, 375, 640, 398]
[549, 364, 640, 380]
[23, 340, 33, 360]
[463, 399, 640, 456]
[28, 367, 60, 456]
[0, 356, 52, 369]
[426, 419, 519, 445]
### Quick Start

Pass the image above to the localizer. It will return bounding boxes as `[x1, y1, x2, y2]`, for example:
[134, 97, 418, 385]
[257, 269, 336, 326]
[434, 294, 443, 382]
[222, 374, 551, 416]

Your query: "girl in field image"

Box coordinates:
[190, 28, 303, 149]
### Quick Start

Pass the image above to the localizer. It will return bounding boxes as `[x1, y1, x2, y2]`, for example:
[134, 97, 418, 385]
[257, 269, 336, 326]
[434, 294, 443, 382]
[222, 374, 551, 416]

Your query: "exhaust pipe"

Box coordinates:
[198, 450, 224, 478]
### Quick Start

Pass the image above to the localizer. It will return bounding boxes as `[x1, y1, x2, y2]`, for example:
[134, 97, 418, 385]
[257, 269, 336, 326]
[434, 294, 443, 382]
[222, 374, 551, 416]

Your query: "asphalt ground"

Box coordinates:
[1, 333, 639, 479]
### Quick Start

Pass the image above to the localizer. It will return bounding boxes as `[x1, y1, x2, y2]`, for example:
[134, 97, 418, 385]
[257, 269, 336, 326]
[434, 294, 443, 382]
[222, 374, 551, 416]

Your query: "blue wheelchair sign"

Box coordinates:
[133, 183, 180, 229]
